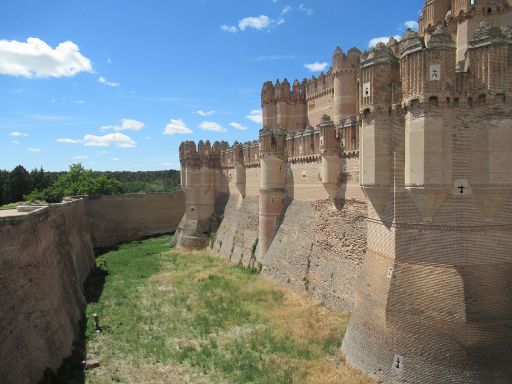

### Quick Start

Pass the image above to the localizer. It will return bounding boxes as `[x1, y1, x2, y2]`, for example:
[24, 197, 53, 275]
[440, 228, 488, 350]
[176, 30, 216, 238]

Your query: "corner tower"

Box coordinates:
[259, 128, 287, 260]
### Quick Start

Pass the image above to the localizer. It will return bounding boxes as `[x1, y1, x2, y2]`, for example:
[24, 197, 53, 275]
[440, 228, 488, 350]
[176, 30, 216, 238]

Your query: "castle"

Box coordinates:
[174, 0, 512, 382]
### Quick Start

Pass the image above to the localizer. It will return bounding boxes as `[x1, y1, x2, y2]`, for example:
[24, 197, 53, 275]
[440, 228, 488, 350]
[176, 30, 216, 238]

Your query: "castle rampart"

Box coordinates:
[176, 1, 511, 381]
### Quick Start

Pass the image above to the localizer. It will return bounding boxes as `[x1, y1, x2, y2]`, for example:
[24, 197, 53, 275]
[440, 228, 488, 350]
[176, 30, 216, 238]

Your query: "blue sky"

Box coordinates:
[0, 0, 422, 171]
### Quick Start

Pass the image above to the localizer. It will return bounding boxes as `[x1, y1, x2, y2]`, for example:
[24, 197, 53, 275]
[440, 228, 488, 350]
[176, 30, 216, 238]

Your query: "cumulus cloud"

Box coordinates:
[199, 121, 227, 132]
[56, 138, 82, 144]
[101, 118, 144, 132]
[10, 131, 29, 137]
[239, 15, 271, 31]
[221, 25, 238, 33]
[83, 133, 136, 148]
[298, 4, 314, 15]
[98, 76, 120, 87]
[0, 38, 92, 78]
[163, 119, 193, 135]
[27, 147, 41, 152]
[404, 20, 419, 30]
[246, 109, 263, 124]
[368, 35, 401, 48]
[195, 110, 217, 116]
[304, 62, 328, 72]
[230, 122, 248, 131]
[223, 14, 283, 33]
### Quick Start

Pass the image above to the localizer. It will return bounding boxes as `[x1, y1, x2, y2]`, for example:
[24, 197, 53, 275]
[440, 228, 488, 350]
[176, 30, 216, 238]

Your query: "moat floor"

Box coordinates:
[49, 236, 374, 384]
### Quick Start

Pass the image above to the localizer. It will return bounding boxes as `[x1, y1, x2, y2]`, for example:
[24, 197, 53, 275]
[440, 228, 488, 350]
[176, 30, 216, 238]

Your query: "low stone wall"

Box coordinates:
[262, 199, 367, 311]
[0, 200, 95, 384]
[82, 192, 185, 248]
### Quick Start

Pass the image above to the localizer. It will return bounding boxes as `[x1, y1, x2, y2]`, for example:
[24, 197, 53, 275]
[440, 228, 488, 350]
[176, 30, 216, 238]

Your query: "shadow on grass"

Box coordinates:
[38, 264, 108, 384]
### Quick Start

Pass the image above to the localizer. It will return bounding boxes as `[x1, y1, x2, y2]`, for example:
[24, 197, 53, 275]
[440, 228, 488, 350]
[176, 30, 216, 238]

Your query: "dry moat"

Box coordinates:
[42, 236, 373, 384]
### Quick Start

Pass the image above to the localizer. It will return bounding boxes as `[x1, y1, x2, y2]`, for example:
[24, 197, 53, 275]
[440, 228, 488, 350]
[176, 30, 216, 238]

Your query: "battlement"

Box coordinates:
[261, 78, 307, 104]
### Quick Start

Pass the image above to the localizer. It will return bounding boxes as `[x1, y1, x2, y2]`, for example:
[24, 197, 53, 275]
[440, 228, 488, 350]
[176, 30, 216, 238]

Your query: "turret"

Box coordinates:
[359, 42, 400, 216]
[261, 79, 307, 132]
[318, 115, 341, 197]
[258, 128, 287, 260]
[401, 26, 456, 221]
[452, 0, 511, 66]
[467, 22, 512, 220]
[332, 47, 361, 125]
[173, 140, 220, 249]
[419, 0, 452, 39]
[233, 142, 246, 198]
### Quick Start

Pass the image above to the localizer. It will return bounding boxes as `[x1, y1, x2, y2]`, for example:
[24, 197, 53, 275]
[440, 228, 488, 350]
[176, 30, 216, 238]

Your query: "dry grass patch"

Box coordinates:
[71, 236, 374, 384]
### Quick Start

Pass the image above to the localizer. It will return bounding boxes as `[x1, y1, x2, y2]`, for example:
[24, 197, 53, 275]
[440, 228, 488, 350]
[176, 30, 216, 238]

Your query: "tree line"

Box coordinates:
[0, 164, 181, 206]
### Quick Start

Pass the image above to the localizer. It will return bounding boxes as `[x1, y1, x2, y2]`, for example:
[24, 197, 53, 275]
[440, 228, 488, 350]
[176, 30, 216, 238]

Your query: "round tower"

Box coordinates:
[318, 115, 341, 198]
[258, 128, 287, 261]
[174, 140, 217, 250]
[333, 47, 361, 126]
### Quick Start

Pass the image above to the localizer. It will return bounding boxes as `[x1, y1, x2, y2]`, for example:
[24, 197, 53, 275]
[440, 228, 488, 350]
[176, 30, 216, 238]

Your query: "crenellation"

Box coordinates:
[175, 3, 512, 382]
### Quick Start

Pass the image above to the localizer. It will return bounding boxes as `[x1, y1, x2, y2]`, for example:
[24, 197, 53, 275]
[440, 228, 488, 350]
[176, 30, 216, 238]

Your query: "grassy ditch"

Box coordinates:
[78, 236, 372, 384]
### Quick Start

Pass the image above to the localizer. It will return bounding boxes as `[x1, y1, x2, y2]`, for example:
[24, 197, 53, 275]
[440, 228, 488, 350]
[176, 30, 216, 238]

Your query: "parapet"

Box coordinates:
[261, 78, 306, 105]
[360, 42, 399, 68]
[332, 46, 361, 71]
[259, 128, 287, 157]
[469, 21, 510, 47]
[179, 140, 224, 168]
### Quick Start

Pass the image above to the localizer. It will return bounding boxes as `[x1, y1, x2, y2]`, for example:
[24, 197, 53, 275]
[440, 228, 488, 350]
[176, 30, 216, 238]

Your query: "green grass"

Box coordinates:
[0, 202, 24, 209]
[70, 236, 373, 384]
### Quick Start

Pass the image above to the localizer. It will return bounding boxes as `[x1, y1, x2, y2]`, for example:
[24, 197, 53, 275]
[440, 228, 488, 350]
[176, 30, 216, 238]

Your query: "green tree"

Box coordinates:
[41, 164, 123, 203]
[30, 167, 54, 192]
[7, 165, 32, 203]
[0, 171, 6, 205]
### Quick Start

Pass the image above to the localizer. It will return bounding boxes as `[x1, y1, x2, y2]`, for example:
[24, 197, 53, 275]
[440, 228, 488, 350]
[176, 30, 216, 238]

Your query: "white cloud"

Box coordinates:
[83, 133, 136, 148]
[98, 76, 120, 87]
[112, 157, 119, 161]
[195, 110, 217, 116]
[10, 131, 28, 137]
[298, 4, 313, 15]
[99, 150, 109, 154]
[0, 37, 93, 78]
[73, 155, 88, 159]
[200, 121, 227, 132]
[304, 62, 328, 72]
[89, 161, 96, 165]
[100, 118, 144, 132]
[75, 100, 85, 104]
[281, 6, 291, 15]
[11, 140, 20, 144]
[162, 162, 173, 167]
[163, 119, 193, 135]
[230, 122, 248, 130]
[239, 15, 271, 31]
[107, 58, 112, 64]
[404, 20, 419, 30]
[57, 138, 82, 144]
[246, 109, 263, 124]
[369, 35, 401, 48]
[27, 147, 41, 152]
[221, 25, 238, 33]
[145, 136, 152, 140]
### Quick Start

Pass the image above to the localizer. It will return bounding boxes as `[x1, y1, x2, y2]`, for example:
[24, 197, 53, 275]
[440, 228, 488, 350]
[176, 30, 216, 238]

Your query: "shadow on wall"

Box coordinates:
[38, 264, 108, 384]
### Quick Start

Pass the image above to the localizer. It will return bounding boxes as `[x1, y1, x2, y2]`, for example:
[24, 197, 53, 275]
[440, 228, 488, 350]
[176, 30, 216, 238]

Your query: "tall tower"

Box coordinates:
[318, 115, 341, 198]
[332, 47, 361, 125]
[358, 42, 400, 216]
[233, 142, 246, 198]
[173, 140, 219, 250]
[342, 23, 512, 384]
[259, 128, 287, 260]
